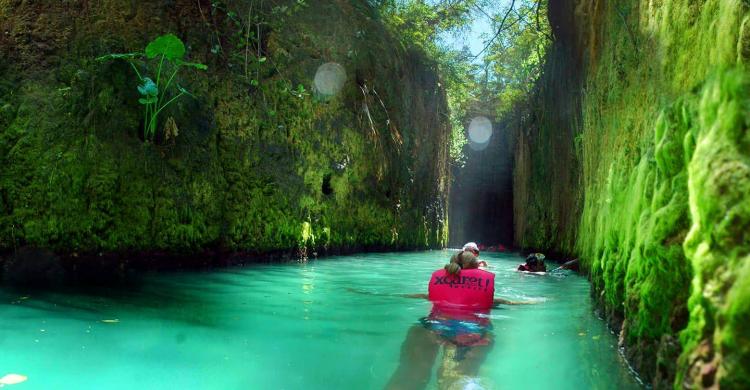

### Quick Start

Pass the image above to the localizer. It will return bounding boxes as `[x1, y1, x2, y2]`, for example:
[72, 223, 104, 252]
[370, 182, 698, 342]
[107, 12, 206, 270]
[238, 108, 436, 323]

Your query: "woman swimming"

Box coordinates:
[386, 251, 532, 389]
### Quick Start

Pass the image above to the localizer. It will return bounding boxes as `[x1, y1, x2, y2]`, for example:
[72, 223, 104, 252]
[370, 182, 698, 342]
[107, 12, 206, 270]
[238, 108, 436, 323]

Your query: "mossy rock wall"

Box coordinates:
[514, 0, 750, 387]
[0, 1, 450, 263]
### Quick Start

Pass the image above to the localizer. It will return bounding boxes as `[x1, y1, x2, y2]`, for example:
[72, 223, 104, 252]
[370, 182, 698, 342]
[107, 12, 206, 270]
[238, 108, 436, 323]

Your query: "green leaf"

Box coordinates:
[145, 34, 185, 60]
[96, 52, 141, 61]
[137, 78, 158, 97]
[250, 79, 259, 87]
[175, 59, 208, 70]
[138, 96, 157, 105]
[258, 57, 267, 63]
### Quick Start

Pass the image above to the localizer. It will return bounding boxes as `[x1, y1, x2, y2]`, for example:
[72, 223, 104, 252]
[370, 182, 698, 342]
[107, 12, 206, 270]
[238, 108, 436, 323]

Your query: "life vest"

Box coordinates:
[428, 268, 495, 310]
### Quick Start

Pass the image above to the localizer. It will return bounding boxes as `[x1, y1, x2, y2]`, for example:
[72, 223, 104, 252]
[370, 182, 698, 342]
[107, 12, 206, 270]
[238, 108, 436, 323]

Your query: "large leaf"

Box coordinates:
[145, 34, 185, 60]
[137, 78, 158, 97]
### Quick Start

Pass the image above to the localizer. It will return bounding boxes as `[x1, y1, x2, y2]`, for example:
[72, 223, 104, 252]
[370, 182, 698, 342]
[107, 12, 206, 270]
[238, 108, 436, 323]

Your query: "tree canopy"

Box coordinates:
[376, 0, 551, 164]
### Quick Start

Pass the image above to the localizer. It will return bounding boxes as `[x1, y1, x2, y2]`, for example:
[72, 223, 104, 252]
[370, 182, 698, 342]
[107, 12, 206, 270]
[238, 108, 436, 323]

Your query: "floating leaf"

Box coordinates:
[137, 78, 158, 97]
[145, 34, 185, 60]
[101, 319, 120, 323]
[0, 374, 28, 386]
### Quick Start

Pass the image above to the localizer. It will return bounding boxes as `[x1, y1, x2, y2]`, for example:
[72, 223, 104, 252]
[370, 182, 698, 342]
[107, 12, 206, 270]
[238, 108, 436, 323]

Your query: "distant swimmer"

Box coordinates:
[517, 253, 547, 273]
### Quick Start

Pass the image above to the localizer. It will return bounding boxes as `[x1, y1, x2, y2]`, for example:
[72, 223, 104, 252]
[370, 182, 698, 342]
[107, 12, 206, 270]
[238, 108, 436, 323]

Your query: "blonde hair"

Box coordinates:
[444, 250, 478, 275]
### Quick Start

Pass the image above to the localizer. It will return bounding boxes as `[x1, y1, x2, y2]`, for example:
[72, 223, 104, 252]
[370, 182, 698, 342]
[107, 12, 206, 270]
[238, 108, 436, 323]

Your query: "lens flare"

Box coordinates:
[468, 139, 490, 151]
[314, 62, 346, 97]
[468, 116, 493, 144]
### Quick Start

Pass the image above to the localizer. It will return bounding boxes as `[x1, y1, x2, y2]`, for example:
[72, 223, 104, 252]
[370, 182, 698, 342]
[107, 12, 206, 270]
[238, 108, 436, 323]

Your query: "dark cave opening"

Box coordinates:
[449, 119, 514, 249]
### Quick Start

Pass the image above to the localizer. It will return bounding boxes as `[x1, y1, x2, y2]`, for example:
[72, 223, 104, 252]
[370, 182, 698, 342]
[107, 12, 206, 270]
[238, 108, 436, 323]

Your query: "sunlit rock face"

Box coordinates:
[510, 0, 750, 388]
[0, 0, 451, 272]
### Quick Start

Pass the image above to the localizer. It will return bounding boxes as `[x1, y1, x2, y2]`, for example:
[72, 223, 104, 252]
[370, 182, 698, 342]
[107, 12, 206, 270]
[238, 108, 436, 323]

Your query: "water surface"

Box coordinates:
[0, 251, 641, 389]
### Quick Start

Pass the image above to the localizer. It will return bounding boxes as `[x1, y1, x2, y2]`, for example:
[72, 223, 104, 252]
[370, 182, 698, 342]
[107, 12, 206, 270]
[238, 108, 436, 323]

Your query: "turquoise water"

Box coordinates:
[0, 251, 641, 389]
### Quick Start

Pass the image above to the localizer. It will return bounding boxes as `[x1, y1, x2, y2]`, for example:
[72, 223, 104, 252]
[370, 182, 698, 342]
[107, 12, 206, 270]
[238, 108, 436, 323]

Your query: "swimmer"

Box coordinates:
[386, 251, 534, 390]
[462, 242, 488, 268]
[399, 250, 531, 305]
[517, 253, 547, 272]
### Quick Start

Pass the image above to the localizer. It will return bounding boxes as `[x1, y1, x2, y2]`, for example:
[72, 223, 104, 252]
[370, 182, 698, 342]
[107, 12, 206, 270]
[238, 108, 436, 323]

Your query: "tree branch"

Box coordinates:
[472, 0, 516, 60]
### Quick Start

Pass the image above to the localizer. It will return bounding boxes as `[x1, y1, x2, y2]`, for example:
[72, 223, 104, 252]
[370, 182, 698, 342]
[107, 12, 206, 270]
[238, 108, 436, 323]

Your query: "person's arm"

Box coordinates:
[398, 293, 429, 300]
[551, 259, 580, 273]
[561, 259, 579, 270]
[493, 297, 539, 305]
[347, 288, 428, 300]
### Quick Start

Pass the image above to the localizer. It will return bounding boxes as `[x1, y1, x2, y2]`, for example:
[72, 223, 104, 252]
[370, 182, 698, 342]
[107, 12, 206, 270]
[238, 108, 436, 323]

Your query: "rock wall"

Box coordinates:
[513, 0, 750, 387]
[0, 0, 451, 275]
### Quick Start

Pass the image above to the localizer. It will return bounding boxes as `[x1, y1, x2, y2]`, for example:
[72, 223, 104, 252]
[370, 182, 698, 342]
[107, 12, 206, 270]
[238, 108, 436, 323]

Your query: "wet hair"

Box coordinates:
[525, 253, 538, 266]
[445, 250, 479, 275]
[460, 251, 479, 269]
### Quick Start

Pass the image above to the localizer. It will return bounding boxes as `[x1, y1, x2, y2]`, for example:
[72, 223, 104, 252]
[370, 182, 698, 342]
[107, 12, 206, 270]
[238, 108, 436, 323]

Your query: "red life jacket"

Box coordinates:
[428, 268, 495, 310]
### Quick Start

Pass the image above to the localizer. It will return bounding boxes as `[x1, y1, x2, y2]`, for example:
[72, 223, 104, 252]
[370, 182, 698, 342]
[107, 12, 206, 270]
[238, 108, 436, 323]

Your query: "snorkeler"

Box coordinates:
[386, 251, 531, 389]
[517, 252, 547, 272]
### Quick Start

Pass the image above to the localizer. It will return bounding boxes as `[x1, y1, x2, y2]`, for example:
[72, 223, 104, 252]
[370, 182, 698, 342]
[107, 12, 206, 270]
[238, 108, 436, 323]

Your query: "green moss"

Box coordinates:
[512, 0, 750, 387]
[677, 69, 750, 389]
[0, 1, 450, 261]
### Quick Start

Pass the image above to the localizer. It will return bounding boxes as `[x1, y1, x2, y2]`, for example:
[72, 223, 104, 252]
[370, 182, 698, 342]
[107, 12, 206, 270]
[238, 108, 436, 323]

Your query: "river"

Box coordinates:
[0, 250, 641, 389]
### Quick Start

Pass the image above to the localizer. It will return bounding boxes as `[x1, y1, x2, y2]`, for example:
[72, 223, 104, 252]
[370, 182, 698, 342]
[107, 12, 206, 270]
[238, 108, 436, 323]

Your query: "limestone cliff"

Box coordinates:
[513, 0, 750, 387]
[0, 0, 450, 276]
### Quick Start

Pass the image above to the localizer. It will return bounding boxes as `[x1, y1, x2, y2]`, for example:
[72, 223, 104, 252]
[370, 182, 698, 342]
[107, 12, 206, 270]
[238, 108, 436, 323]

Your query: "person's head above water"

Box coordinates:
[462, 242, 480, 256]
[445, 250, 479, 275]
[524, 253, 546, 271]
[525, 253, 538, 266]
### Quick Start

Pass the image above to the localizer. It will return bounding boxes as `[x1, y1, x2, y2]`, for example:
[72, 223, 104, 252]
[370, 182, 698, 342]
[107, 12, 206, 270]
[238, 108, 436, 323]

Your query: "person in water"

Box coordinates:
[462, 242, 488, 268]
[386, 251, 527, 389]
[517, 252, 547, 272]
